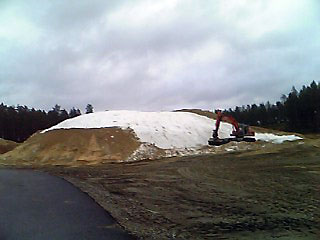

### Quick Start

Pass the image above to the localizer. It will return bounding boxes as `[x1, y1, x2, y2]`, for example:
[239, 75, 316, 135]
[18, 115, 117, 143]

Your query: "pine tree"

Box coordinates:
[69, 107, 82, 118]
[86, 104, 94, 114]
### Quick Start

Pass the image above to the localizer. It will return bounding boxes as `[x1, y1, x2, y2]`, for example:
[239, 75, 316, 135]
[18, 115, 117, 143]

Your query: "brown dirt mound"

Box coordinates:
[174, 108, 217, 119]
[0, 128, 141, 167]
[0, 138, 19, 154]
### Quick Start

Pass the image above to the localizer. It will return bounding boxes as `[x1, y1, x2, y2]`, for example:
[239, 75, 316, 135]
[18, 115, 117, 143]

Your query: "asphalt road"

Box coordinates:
[0, 169, 134, 240]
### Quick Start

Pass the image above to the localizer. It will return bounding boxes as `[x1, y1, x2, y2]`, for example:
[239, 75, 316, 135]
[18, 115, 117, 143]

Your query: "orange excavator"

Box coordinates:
[208, 110, 256, 146]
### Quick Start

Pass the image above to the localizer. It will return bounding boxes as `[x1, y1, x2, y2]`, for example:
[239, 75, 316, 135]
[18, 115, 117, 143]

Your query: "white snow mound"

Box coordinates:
[255, 133, 302, 143]
[42, 110, 302, 149]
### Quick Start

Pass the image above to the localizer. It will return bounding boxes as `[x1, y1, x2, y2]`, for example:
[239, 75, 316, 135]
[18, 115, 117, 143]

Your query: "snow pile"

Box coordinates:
[43, 111, 224, 149]
[255, 133, 302, 143]
[42, 110, 302, 149]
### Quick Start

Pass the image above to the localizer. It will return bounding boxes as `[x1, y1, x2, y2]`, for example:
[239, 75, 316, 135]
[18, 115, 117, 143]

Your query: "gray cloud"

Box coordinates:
[1, 0, 319, 112]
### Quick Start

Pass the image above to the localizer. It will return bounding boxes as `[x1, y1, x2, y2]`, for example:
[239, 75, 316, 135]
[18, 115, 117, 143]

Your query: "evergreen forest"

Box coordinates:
[0, 104, 92, 142]
[225, 81, 320, 133]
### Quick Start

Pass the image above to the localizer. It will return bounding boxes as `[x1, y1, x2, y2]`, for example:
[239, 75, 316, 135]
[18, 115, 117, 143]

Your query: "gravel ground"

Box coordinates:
[45, 140, 320, 239]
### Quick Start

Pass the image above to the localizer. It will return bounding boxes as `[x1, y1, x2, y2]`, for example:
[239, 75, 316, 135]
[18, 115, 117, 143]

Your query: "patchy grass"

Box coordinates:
[0, 138, 19, 154]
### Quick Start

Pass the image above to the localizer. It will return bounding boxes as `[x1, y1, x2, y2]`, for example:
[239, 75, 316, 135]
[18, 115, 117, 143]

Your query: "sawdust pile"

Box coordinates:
[0, 128, 161, 167]
[0, 138, 19, 154]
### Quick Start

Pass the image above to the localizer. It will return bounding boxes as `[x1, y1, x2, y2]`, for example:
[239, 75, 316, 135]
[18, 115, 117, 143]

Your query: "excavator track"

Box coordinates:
[208, 138, 230, 146]
[208, 137, 256, 146]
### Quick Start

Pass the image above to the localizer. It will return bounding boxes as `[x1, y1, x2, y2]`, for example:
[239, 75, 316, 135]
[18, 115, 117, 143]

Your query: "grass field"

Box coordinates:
[45, 139, 320, 239]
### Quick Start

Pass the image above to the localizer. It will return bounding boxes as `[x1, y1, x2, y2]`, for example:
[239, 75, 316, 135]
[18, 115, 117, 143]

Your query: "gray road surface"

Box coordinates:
[0, 169, 135, 240]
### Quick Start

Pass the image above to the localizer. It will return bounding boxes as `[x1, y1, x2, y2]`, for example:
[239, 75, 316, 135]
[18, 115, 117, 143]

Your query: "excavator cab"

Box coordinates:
[231, 124, 255, 138]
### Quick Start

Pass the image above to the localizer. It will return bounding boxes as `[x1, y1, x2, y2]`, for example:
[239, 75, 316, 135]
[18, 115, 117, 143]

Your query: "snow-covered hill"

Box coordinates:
[43, 110, 302, 149]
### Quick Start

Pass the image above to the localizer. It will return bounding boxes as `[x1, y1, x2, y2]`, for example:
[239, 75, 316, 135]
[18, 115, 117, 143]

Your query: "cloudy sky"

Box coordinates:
[1, 0, 319, 112]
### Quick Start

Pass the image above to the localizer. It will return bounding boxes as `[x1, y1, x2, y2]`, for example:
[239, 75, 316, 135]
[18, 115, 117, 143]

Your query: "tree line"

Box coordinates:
[1, 81, 319, 143]
[224, 81, 320, 133]
[0, 104, 94, 142]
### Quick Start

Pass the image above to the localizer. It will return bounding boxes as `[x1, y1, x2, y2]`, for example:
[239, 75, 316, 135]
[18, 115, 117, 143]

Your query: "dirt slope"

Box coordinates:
[0, 138, 19, 154]
[0, 128, 141, 166]
[46, 138, 320, 239]
[175, 109, 217, 119]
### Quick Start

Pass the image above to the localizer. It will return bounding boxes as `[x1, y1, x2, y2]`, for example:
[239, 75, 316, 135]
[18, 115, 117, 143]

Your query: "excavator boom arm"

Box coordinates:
[215, 114, 240, 132]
